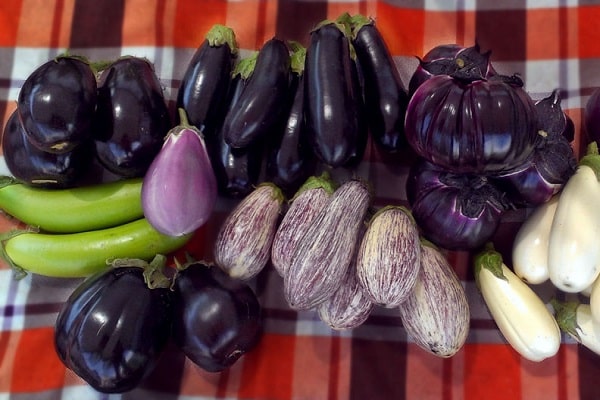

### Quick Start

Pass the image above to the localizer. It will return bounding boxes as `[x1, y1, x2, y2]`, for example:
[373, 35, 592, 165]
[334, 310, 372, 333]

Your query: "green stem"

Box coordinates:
[205, 24, 238, 55]
[579, 141, 600, 182]
[473, 242, 507, 287]
[233, 52, 258, 80]
[0, 176, 18, 189]
[550, 298, 581, 342]
[292, 172, 336, 201]
[289, 41, 306, 75]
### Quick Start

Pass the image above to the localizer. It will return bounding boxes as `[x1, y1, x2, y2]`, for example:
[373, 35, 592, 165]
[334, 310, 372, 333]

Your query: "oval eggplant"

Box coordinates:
[222, 38, 290, 148]
[2, 110, 93, 188]
[54, 259, 173, 393]
[304, 21, 366, 168]
[176, 24, 237, 137]
[17, 55, 97, 153]
[171, 262, 262, 372]
[93, 56, 171, 178]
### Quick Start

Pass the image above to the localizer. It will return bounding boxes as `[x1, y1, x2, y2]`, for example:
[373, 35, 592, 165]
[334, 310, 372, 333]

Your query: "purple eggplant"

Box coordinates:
[406, 158, 509, 250]
[585, 87, 600, 145]
[93, 56, 171, 178]
[222, 38, 291, 149]
[176, 24, 238, 137]
[171, 261, 262, 372]
[304, 21, 366, 168]
[351, 14, 408, 153]
[2, 110, 93, 188]
[54, 258, 173, 393]
[17, 55, 97, 154]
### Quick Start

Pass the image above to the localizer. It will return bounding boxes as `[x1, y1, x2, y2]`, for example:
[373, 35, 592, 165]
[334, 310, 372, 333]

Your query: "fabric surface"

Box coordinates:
[1, 0, 600, 399]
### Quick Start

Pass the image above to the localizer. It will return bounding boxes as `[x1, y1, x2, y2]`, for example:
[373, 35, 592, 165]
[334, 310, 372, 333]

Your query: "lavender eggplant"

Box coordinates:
[351, 14, 409, 152]
[222, 38, 290, 148]
[177, 24, 237, 137]
[406, 158, 508, 250]
[304, 21, 366, 168]
[214, 183, 285, 280]
[2, 110, 93, 188]
[17, 55, 97, 153]
[266, 43, 314, 195]
[397, 242, 470, 358]
[284, 179, 371, 310]
[141, 109, 217, 237]
[356, 206, 421, 308]
[93, 56, 171, 178]
[271, 173, 335, 277]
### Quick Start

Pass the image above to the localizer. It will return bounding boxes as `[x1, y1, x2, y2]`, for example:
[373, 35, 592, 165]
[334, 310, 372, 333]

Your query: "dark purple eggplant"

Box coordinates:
[585, 87, 600, 145]
[222, 38, 290, 149]
[93, 56, 171, 178]
[535, 89, 575, 141]
[207, 67, 264, 198]
[176, 24, 237, 137]
[266, 43, 314, 195]
[2, 110, 93, 188]
[171, 262, 262, 373]
[351, 14, 408, 153]
[54, 258, 173, 393]
[304, 21, 366, 168]
[17, 55, 97, 154]
[406, 158, 509, 250]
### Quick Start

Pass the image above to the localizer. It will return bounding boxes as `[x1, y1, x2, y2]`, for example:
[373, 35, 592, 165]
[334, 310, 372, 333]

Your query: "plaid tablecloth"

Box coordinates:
[1, 0, 600, 399]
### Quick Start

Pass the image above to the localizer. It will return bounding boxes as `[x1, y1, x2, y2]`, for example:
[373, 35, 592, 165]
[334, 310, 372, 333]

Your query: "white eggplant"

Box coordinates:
[553, 299, 600, 355]
[548, 143, 600, 293]
[512, 195, 559, 284]
[590, 276, 600, 323]
[474, 245, 561, 362]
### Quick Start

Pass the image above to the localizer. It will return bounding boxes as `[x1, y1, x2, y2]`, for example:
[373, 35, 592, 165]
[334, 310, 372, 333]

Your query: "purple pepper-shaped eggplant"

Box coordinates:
[222, 38, 291, 149]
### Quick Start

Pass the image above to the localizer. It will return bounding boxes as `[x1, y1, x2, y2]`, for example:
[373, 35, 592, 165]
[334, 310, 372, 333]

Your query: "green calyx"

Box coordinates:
[233, 51, 258, 80]
[0, 176, 18, 189]
[473, 242, 507, 287]
[579, 141, 600, 182]
[288, 41, 306, 75]
[292, 172, 336, 202]
[110, 254, 171, 289]
[550, 298, 581, 342]
[0, 227, 39, 280]
[348, 13, 374, 39]
[205, 24, 238, 55]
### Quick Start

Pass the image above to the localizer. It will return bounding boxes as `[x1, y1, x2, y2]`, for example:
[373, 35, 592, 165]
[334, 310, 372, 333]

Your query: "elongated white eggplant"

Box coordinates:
[474, 244, 561, 362]
[590, 276, 600, 323]
[397, 241, 470, 358]
[512, 194, 559, 285]
[548, 142, 600, 293]
[553, 299, 600, 355]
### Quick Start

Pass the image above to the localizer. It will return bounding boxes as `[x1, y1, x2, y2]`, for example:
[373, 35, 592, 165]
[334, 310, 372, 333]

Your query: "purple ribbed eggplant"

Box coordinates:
[214, 183, 285, 280]
[141, 109, 217, 237]
[271, 173, 335, 277]
[397, 242, 470, 358]
[284, 179, 371, 310]
[356, 206, 421, 308]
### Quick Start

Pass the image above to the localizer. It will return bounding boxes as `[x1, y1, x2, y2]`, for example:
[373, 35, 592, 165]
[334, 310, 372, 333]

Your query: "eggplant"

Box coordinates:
[93, 56, 171, 178]
[17, 55, 97, 154]
[2, 110, 93, 188]
[351, 15, 409, 153]
[172, 262, 262, 372]
[266, 43, 314, 195]
[304, 21, 366, 168]
[54, 258, 173, 393]
[176, 24, 238, 137]
[222, 38, 291, 148]
[406, 158, 509, 250]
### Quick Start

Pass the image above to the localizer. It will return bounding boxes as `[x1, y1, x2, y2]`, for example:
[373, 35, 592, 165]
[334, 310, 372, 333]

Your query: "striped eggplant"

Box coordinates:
[214, 183, 285, 280]
[356, 206, 421, 308]
[270, 173, 335, 277]
[397, 242, 470, 358]
[284, 179, 371, 310]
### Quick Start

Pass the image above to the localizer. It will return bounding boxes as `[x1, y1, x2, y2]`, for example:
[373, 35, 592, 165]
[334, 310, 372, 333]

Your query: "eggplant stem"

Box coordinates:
[579, 141, 600, 182]
[550, 298, 581, 342]
[291, 172, 336, 202]
[205, 24, 238, 55]
[473, 243, 507, 286]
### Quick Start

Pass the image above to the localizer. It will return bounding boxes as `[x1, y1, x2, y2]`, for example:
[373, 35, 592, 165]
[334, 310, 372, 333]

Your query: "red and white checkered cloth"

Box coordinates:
[1, 1, 599, 399]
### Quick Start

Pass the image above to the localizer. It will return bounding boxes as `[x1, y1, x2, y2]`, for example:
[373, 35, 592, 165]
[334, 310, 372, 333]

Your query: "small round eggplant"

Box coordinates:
[93, 56, 171, 178]
[17, 55, 97, 154]
[2, 110, 93, 188]
[54, 259, 174, 393]
[171, 262, 262, 373]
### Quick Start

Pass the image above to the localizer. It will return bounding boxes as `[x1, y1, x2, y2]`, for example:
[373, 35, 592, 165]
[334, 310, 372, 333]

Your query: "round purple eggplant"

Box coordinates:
[17, 55, 97, 154]
[2, 110, 93, 188]
[93, 56, 171, 178]
[171, 262, 262, 373]
[54, 260, 174, 393]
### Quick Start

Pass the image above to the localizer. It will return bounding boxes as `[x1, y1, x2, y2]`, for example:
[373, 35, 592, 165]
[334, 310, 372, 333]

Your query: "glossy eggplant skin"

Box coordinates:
[54, 266, 174, 394]
[17, 55, 97, 154]
[353, 20, 409, 153]
[93, 56, 171, 178]
[222, 38, 290, 148]
[304, 23, 366, 167]
[171, 262, 262, 373]
[176, 39, 235, 137]
[2, 110, 92, 188]
[208, 74, 264, 198]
